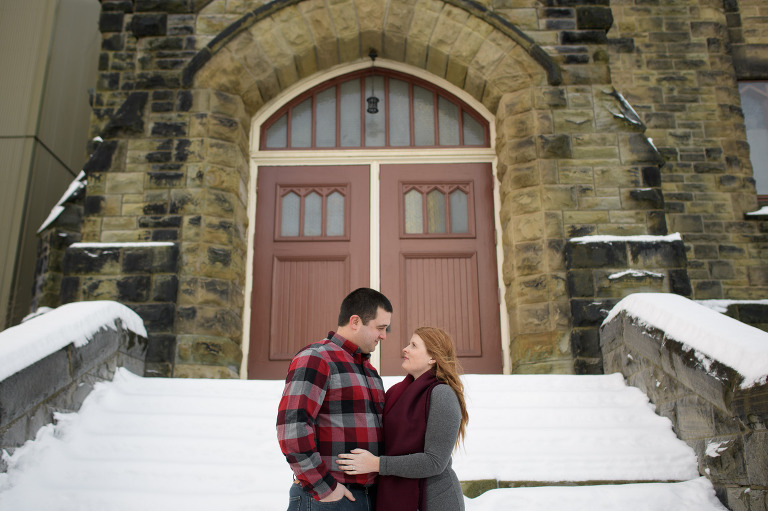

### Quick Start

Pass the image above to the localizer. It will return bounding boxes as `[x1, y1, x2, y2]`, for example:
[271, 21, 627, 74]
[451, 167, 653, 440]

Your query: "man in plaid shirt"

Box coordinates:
[277, 288, 392, 508]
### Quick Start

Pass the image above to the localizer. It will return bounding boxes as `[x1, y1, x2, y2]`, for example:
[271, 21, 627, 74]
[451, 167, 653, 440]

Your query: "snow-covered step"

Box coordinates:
[454, 374, 699, 484]
[465, 477, 725, 511]
[0, 369, 726, 510]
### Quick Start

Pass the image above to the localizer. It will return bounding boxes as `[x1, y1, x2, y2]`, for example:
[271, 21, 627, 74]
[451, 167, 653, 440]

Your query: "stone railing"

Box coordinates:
[0, 302, 147, 472]
[601, 294, 768, 511]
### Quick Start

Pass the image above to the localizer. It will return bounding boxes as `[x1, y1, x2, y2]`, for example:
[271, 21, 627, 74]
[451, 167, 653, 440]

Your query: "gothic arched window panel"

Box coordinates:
[400, 182, 475, 238]
[276, 185, 350, 240]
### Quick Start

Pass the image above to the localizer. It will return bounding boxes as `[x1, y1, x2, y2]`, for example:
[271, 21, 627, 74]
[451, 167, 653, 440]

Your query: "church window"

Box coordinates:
[262, 70, 489, 150]
[739, 82, 768, 204]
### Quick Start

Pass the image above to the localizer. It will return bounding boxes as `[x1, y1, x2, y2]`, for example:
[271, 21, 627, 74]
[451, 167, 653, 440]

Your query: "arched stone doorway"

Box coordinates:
[181, 0, 558, 379]
[245, 64, 505, 378]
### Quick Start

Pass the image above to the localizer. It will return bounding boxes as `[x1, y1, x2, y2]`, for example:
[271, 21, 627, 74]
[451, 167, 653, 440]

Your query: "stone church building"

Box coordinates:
[25, 0, 768, 380]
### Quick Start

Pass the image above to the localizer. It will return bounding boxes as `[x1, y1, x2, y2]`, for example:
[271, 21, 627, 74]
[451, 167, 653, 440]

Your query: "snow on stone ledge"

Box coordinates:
[0, 301, 147, 382]
[745, 206, 768, 218]
[696, 299, 768, 314]
[69, 242, 175, 248]
[603, 293, 768, 388]
[569, 233, 682, 243]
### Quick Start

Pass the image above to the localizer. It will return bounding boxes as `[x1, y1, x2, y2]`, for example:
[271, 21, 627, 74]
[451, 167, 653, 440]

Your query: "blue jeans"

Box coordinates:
[288, 482, 375, 511]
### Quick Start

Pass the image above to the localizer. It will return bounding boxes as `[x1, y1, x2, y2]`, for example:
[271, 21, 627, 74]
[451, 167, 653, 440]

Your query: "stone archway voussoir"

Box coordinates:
[271, 5, 320, 78]
[193, 0, 559, 119]
[194, 48, 253, 99]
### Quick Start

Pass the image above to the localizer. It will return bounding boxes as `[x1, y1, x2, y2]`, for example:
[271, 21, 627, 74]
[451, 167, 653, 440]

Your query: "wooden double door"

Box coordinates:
[248, 163, 502, 379]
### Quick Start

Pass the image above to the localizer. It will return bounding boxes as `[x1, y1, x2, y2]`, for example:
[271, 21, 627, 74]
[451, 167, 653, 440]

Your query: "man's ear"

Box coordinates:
[349, 315, 361, 331]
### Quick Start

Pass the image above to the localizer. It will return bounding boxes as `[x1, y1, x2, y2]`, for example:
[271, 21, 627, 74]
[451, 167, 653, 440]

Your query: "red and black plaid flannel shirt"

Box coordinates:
[277, 331, 385, 500]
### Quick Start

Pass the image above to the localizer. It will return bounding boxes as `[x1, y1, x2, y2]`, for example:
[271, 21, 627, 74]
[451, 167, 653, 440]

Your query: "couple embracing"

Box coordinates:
[277, 288, 468, 510]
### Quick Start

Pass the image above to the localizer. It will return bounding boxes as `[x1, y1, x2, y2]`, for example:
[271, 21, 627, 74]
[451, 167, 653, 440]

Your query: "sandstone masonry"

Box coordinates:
[32, 0, 767, 378]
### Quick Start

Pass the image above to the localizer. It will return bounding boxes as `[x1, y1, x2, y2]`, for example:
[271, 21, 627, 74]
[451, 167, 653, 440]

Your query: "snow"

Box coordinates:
[452, 373, 698, 483]
[0, 369, 726, 510]
[37, 172, 86, 234]
[705, 441, 730, 459]
[466, 478, 724, 511]
[570, 233, 682, 243]
[69, 242, 175, 248]
[20, 307, 54, 323]
[1, 292, 751, 509]
[608, 269, 664, 280]
[604, 293, 768, 388]
[696, 298, 768, 314]
[0, 301, 146, 382]
[745, 206, 768, 216]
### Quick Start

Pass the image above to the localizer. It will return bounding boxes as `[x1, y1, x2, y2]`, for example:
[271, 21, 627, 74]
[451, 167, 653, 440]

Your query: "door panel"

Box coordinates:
[249, 165, 369, 379]
[401, 253, 482, 357]
[268, 256, 349, 359]
[380, 163, 502, 375]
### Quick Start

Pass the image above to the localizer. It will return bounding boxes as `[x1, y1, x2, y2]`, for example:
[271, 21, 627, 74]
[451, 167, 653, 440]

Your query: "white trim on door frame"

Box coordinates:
[241, 60, 510, 378]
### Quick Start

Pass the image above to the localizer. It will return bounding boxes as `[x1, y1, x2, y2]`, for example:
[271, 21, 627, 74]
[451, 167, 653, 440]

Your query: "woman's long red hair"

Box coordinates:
[414, 326, 469, 450]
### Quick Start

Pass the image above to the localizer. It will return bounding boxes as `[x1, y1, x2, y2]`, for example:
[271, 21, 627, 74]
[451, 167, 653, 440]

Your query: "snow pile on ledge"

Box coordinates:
[745, 206, 768, 217]
[696, 298, 768, 314]
[0, 301, 146, 382]
[570, 233, 682, 243]
[69, 241, 175, 248]
[604, 293, 768, 388]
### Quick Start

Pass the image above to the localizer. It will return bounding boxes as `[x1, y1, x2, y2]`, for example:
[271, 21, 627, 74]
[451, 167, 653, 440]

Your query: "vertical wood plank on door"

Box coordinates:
[402, 253, 482, 357]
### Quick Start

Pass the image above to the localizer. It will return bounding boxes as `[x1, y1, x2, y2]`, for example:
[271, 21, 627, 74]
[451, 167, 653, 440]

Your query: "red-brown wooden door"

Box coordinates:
[380, 163, 502, 375]
[248, 165, 370, 379]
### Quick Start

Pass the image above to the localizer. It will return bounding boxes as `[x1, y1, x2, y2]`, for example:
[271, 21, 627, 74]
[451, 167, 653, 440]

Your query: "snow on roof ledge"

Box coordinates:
[0, 301, 147, 382]
[37, 171, 86, 234]
[569, 233, 682, 243]
[604, 293, 768, 388]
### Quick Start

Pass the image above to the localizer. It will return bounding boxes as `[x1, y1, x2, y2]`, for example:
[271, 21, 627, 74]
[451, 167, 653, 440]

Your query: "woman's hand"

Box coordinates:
[336, 448, 380, 475]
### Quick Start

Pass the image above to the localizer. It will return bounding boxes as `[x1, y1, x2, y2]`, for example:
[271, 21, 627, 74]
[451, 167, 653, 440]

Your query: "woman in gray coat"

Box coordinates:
[337, 326, 468, 511]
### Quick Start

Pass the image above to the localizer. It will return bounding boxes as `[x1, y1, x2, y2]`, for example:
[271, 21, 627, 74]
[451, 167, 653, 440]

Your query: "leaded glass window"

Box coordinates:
[278, 186, 348, 239]
[401, 183, 473, 237]
[262, 70, 489, 150]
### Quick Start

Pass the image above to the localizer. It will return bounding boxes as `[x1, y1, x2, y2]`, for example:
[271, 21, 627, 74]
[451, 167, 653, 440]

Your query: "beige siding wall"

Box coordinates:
[0, 0, 56, 137]
[38, 0, 101, 169]
[0, 138, 34, 329]
[0, 0, 99, 329]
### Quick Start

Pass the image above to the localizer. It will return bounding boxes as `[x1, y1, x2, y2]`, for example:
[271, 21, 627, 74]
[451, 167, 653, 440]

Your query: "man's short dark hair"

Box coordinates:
[338, 288, 393, 326]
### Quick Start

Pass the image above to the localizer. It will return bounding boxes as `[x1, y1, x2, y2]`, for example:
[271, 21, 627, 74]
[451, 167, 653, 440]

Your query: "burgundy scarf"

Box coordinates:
[377, 371, 442, 511]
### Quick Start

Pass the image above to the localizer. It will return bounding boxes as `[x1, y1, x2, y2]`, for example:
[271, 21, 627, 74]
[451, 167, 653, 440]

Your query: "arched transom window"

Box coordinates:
[261, 70, 490, 150]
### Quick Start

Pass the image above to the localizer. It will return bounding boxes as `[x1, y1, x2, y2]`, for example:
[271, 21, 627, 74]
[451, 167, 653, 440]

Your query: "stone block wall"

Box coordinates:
[26, 0, 765, 377]
[0, 321, 146, 473]
[566, 236, 691, 374]
[601, 310, 768, 510]
[727, 0, 768, 80]
[79, 1, 251, 378]
[721, 302, 768, 333]
[606, 0, 768, 300]
[33, 206, 84, 313]
[61, 243, 179, 377]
